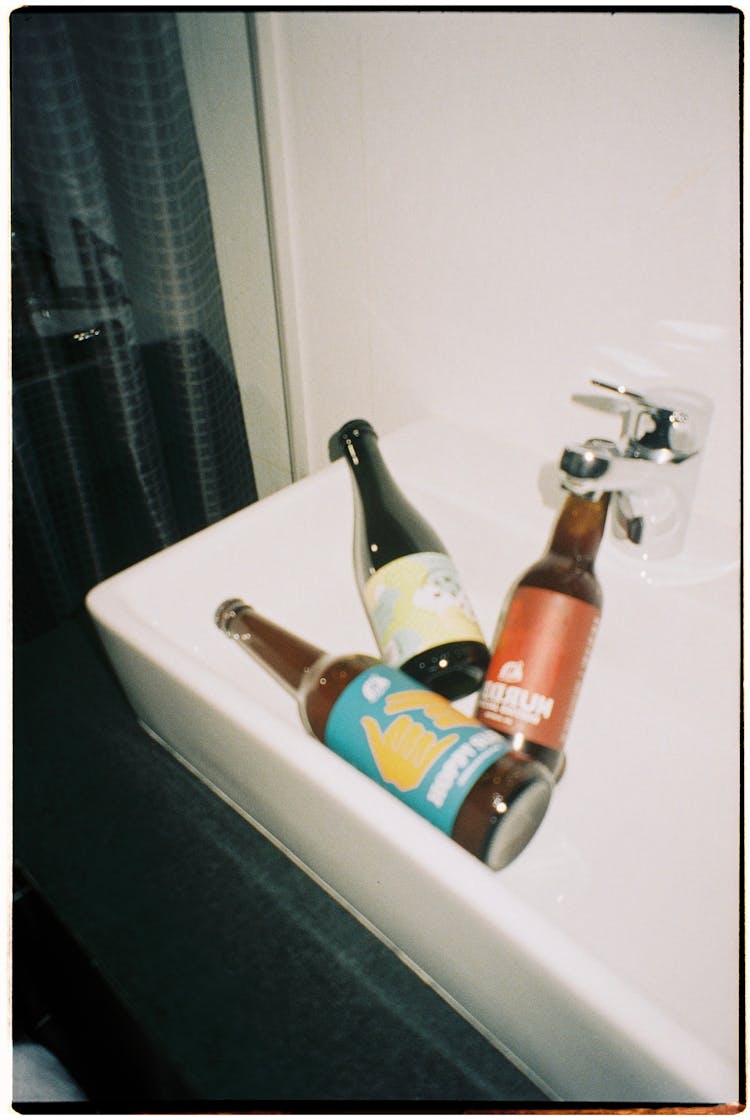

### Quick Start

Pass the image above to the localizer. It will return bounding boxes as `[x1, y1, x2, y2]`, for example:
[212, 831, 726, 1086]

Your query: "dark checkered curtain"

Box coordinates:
[12, 10, 258, 642]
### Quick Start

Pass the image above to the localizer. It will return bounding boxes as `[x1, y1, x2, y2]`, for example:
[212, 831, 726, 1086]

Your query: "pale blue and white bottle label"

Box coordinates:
[364, 552, 484, 666]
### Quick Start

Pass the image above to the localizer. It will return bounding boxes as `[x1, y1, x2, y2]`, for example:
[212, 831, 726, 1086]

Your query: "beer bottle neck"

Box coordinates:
[336, 422, 396, 506]
[215, 600, 326, 696]
[547, 492, 610, 568]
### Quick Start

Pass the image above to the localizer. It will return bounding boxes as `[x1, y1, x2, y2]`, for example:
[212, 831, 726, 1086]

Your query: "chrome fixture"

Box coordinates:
[560, 380, 711, 559]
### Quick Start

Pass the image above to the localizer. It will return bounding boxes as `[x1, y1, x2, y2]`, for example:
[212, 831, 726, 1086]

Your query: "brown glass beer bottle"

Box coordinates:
[476, 492, 609, 780]
[216, 598, 553, 869]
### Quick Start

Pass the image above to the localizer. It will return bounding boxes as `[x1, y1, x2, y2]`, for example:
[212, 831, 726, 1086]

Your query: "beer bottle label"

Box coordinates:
[363, 551, 485, 666]
[325, 664, 509, 833]
[477, 587, 600, 751]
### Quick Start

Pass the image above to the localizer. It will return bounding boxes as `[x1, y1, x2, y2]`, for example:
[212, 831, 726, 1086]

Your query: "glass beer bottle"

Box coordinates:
[476, 492, 609, 779]
[216, 599, 553, 870]
[329, 419, 489, 701]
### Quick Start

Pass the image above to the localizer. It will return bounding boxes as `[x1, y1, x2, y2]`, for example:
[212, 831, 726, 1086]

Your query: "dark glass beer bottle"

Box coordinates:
[216, 599, 552, 870]
[476, 492, 610, 780]
[329, 419, 489, 701]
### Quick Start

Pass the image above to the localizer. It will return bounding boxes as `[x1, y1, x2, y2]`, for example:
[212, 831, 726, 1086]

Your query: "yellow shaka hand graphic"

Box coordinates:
[361, 714, 459, 792]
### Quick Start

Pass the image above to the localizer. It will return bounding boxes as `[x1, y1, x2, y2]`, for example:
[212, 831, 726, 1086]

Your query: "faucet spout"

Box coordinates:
[560, 440, 675, 497]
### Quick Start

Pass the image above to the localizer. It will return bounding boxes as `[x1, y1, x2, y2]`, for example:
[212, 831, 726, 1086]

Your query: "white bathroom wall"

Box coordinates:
[254, 10, 740, 529]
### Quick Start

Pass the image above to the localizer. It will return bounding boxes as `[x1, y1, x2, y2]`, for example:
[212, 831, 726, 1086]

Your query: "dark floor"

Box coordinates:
[13, 866, 191, 1104]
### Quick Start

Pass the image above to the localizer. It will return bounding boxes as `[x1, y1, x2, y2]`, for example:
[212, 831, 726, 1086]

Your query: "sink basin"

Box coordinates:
[86, 416, 740, 1104]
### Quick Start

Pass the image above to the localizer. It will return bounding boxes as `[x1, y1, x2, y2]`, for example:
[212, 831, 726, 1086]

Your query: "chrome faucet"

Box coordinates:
[560, 381, 711, 558]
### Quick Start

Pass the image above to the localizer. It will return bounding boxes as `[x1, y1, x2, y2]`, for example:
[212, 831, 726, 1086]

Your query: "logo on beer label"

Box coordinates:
[498, 659, 524, 684]
[361, 672, 390, 703]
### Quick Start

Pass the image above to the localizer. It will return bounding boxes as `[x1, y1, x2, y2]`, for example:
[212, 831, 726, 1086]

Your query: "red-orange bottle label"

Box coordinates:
[477, 587, 600, 751]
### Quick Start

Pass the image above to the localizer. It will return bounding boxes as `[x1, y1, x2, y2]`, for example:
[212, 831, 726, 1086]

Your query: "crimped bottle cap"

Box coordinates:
[328, 418, 376, 462]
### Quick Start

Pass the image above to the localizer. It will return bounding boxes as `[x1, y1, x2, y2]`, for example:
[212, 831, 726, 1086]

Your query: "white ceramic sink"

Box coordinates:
[87, 417, 740, 1104]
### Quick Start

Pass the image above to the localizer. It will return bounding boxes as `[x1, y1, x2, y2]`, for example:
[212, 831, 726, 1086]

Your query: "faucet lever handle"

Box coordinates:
[576, 379, 699, 461]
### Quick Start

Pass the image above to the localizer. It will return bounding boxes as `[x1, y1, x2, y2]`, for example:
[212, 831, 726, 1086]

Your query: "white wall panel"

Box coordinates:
[257, 11, 739, 527]
[178, 12, 292, 498]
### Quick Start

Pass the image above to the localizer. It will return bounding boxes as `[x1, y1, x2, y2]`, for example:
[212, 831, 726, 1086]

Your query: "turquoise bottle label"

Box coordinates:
[324, 665, 510, 833]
